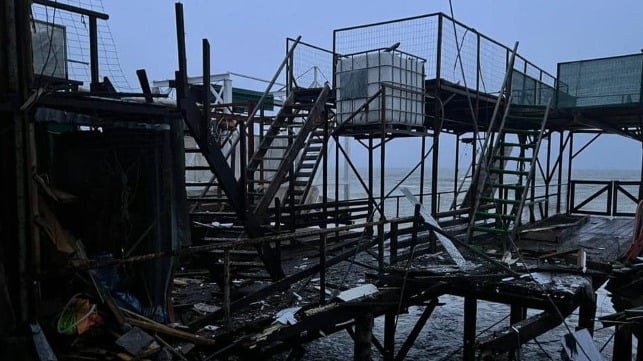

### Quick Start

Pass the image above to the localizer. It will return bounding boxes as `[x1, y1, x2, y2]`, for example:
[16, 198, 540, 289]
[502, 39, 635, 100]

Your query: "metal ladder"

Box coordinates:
[468, 102, 551, 242]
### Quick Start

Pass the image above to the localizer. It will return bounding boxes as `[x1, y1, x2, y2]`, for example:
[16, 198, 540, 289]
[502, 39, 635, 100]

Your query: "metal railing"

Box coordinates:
[332, 13, 556, 98]
[569, 180, 641, 216]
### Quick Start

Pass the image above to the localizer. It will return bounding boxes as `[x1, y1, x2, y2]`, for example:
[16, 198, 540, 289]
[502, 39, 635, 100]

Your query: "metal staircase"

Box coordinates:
[291, 128, 324, 205]
[468, 102, 551, 242]
[246, 85, 330, 216]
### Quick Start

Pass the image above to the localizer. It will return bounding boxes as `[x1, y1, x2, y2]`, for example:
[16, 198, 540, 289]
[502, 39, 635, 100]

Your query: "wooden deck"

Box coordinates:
[517, 214, 633, 264]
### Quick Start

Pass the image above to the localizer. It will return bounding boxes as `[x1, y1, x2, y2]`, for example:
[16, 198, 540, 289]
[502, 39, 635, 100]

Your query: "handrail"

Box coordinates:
[221, 36, 302, 162]
[569, 179, 641, 216]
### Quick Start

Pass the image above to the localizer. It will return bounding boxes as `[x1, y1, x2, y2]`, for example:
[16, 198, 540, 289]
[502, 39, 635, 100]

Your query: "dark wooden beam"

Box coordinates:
[354, 313, 373, 361]
[477, 311, 566, 352]
[463, 296, 477, 361]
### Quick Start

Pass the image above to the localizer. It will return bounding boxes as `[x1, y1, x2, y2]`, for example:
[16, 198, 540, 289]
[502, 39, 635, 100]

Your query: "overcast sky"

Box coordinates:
[102, 0, 643, 171]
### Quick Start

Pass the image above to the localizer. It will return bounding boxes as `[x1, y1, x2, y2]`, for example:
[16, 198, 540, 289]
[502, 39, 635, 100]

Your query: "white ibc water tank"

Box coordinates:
[335, 50, 425, 128]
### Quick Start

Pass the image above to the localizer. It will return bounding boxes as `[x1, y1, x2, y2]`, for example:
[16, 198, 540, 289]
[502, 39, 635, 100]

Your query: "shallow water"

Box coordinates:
[301, 287, 628, 360]
[295, 168, 640, 360]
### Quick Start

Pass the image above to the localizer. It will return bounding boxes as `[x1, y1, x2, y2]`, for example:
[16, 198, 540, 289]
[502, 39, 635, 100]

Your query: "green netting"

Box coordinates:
[556, 54, 643, 108]
[510, 70, 554, 106]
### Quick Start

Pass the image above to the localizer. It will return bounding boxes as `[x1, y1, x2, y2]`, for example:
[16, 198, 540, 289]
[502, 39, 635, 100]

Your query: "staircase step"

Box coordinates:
[480, 197, 521, 205]
[490, 183, 525, 190]
[299, 163, 315, 169]
[503, 142, 536, 148]
[256, 157, 286, 161]
[187, 196, 229, 202]
[303, 155, 318, 161]
[475, 211, 515, 221]
[504, 128, 540, 135]
[185, 166, 212, 171]
[505, 114, 545, 122]
[488, 168, 529, 176]
[472, 226, 509, 235]
[185, 148, 202, 153]
[260, 145, 290, 150]
[494, 155, 533, 162]
[185, 182, 218, 187]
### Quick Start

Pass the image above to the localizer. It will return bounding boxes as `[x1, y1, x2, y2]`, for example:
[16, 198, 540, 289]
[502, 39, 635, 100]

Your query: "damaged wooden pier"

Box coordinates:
[2, 1, 643, 360]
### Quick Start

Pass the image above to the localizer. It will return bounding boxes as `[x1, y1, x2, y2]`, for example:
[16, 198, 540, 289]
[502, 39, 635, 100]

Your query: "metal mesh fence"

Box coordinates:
[333, 13, 555, 98]
[333, 15, 438, 78]
[287, 38, 334, 90]
[440, 17, 478, 89]
[511, 70, 554, 106]
[31, 0, 133, 90]
[557, 54, 643, 108]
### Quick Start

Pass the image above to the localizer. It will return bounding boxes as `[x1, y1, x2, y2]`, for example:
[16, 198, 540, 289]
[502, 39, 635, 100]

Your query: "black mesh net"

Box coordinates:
[557, 54, 643, 108]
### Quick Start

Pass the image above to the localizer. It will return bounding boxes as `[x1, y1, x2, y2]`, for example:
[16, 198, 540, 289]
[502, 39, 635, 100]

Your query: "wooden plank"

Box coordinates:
[477, 311, 564, 351]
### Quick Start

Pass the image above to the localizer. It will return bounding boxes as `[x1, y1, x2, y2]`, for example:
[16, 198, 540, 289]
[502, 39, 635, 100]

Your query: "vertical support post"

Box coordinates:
[578, 285, 596, 335]
[354, 313, 373, 361]
[566, 131, 574, 214]
[377, 222, 384, 276]
[433, 14, 443, 216]
[454, 133, 460, 205]
[510, 304, 525, 325]
[26, 113, 40, 319]
[323, 105, 329, 228]
[420, 135, 426, 205]
[89, 16, 99, 89]
[383, 311, 396, 361]
[367, 136, 374, 234]
[613, 324, 632, 361]
[389, 222, 398, 265]
[287, 42, 294, 94]
[557, 131, 564, 214]
[344, 136, 351, 200]
[274, 198, 282, 251]
[239, 118, 247, 213]
[174, 3, 188, 101]
[411, 204, 420, 253]
[223, 250, 231, 329]
[545, 132, 551, 217]
[319, 233, 327, 304]
[380, 86, 386, 220]
[247, 103, 255, 160]
[202, 39, 210, 142]
[475, 33, 481, 124]
[288, 115, 295, 214]
[6, 0, 35, 326]
[436, 14, 443, 83]
[509, 304, 526, 359]
[334, 135, 340, 228]
[431, 128, 441, 215]
[463, 296, 477, 361]
[223, 77, 233, 106]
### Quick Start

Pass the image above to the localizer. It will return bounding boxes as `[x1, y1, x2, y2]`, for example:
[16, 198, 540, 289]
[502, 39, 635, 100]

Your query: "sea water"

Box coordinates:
[300, 167, 640, 360]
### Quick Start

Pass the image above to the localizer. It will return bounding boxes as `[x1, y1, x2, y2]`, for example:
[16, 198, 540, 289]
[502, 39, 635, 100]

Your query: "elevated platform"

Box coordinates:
[426, 77, 643, 137]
